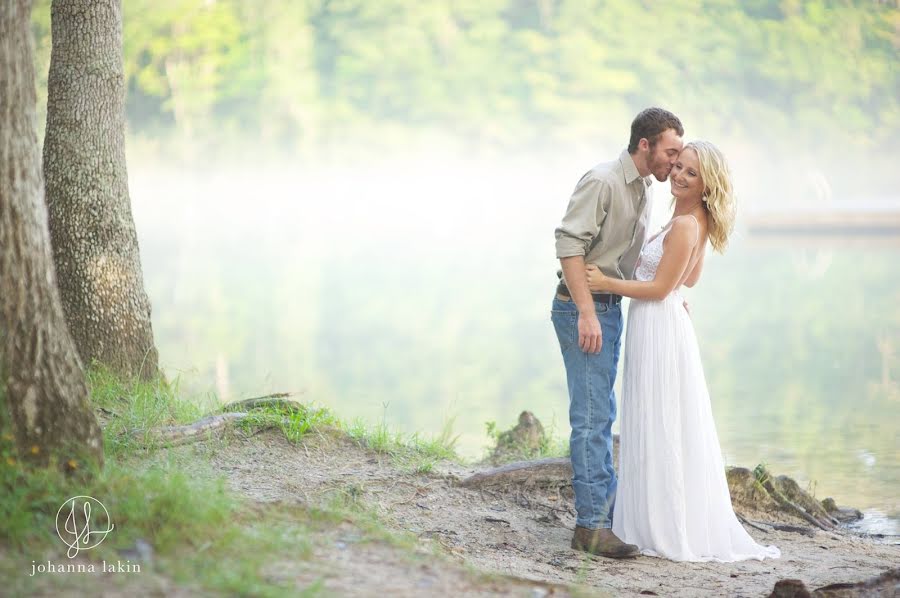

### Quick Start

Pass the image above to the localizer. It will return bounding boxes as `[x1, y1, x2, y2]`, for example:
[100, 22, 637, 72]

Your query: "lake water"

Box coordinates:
[131, 161, 899, 535]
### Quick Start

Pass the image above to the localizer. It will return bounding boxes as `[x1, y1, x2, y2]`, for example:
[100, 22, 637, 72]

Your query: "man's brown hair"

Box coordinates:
[628, 107, 684, 154]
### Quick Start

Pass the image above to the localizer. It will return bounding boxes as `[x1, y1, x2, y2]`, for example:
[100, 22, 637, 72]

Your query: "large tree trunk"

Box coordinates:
[0, 0, 103, 469]
[43, 0, 159, 381]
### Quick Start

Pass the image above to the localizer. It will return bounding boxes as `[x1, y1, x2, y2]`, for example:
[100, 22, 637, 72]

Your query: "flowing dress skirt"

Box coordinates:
[611, 292, 780, 562]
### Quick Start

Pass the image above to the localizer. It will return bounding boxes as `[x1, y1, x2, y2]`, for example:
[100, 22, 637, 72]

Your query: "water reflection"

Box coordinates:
[847, 512, 900, 538]
[131, 164, 900, 533]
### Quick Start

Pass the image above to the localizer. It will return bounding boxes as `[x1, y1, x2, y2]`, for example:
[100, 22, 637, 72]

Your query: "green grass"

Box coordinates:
[534, 414, 569, 459]
[185, 387, 466, 475]
[1, 372, 332, 596]
[0, 369, 469, 596]
[229, 398, 461, 473]
[753, 462, 771, 488]
[342, 408, 460, 474]
[0, 458, 322, 596]
[87, 366, 215, 456]
[235, 402, 338, 443]
[1, 400, 323, 596]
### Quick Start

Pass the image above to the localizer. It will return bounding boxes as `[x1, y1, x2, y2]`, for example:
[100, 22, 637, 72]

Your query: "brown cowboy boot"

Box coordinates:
[571, 526, 640, 559]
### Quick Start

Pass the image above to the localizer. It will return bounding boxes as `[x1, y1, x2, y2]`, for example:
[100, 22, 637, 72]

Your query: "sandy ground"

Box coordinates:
[177, 428, 899, 598]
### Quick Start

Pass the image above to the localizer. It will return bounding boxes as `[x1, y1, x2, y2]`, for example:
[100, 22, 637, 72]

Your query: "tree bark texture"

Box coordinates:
[0, 0, 103, 468]
[43, 0, 159, 380]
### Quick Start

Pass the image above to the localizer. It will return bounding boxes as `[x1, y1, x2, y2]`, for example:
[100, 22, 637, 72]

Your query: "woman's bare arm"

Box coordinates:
[586, 217, 698, 300]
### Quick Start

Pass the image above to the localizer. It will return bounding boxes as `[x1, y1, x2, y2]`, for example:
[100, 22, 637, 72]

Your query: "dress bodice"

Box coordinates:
[634, 222, 674, 283]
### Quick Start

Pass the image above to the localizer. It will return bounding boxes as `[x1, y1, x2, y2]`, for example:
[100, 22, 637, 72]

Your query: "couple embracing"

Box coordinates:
[552, 107, 780, 563]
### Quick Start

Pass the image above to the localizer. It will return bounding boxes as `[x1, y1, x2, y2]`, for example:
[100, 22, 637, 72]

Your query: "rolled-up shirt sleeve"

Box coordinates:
[554, 173, 609, 259]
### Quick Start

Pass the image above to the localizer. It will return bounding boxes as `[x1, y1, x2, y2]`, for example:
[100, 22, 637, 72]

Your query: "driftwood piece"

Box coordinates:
[458, 457, 572, 488]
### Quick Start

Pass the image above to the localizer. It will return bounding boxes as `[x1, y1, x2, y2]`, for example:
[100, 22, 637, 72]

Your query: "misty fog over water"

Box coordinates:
[130, 155, 900, 533]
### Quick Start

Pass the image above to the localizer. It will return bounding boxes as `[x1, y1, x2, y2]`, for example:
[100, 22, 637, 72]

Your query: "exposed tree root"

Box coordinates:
[457, 457, 572, 489]
[127, 393, 306, 447]
[137, 412, 250, 446]
[760, 470, 839, 531]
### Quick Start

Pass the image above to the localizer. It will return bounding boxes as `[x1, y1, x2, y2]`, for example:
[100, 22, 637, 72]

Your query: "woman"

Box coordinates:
[585, 141, 780, 562]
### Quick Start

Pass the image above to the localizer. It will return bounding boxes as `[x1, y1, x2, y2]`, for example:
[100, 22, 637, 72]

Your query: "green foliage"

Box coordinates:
[28, 0, 900, 162]
[484, 420, 498, 441]
[753, 463, 771, 491]
[86, 366, 214, 456]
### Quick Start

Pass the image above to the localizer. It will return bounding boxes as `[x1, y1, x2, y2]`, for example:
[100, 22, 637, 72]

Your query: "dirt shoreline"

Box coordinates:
[168, 428, 898, 597]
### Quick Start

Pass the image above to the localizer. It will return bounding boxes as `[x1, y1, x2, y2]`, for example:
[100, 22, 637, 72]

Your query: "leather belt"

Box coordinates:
[556, 282, 622, 306]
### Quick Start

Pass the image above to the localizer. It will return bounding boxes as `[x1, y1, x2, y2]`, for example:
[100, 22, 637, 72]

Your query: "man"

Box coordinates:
[552, 107, 684, 558]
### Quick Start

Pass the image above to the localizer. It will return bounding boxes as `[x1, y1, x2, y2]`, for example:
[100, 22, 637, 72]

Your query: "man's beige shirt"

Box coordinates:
[555, 149, 653, 283]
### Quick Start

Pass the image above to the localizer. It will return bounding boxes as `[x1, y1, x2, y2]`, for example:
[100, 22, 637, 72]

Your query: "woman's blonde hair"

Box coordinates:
[684, 140, 736, 253]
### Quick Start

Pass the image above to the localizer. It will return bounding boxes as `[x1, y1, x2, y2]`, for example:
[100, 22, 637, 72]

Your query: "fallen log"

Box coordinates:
[458, 457, 572, 488]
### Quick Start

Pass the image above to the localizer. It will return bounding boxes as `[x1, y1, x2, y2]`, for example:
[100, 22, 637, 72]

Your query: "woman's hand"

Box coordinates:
[585, 264, 608, 292]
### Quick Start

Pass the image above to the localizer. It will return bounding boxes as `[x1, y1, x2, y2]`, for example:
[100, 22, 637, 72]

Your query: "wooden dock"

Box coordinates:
[744, 201, 900, 246]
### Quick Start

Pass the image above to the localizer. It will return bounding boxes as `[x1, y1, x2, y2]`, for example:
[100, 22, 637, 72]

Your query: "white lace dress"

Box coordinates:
[611, 222, 781, 562]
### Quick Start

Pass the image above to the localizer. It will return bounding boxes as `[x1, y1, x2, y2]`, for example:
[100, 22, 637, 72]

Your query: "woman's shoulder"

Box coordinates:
[672, 213, 701, 226]
[667, 214, 703, 245]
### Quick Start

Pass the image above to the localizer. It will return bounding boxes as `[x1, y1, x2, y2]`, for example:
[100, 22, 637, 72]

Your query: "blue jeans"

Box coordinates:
[551, 296, 623, 529]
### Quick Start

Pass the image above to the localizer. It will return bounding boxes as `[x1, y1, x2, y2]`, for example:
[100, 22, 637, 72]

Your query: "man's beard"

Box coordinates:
[647, 145, 670, 181]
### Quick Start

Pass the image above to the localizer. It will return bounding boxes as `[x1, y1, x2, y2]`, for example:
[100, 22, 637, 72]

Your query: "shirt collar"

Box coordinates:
[619, 148, 653, 187]
[619, 148, 643, 185]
